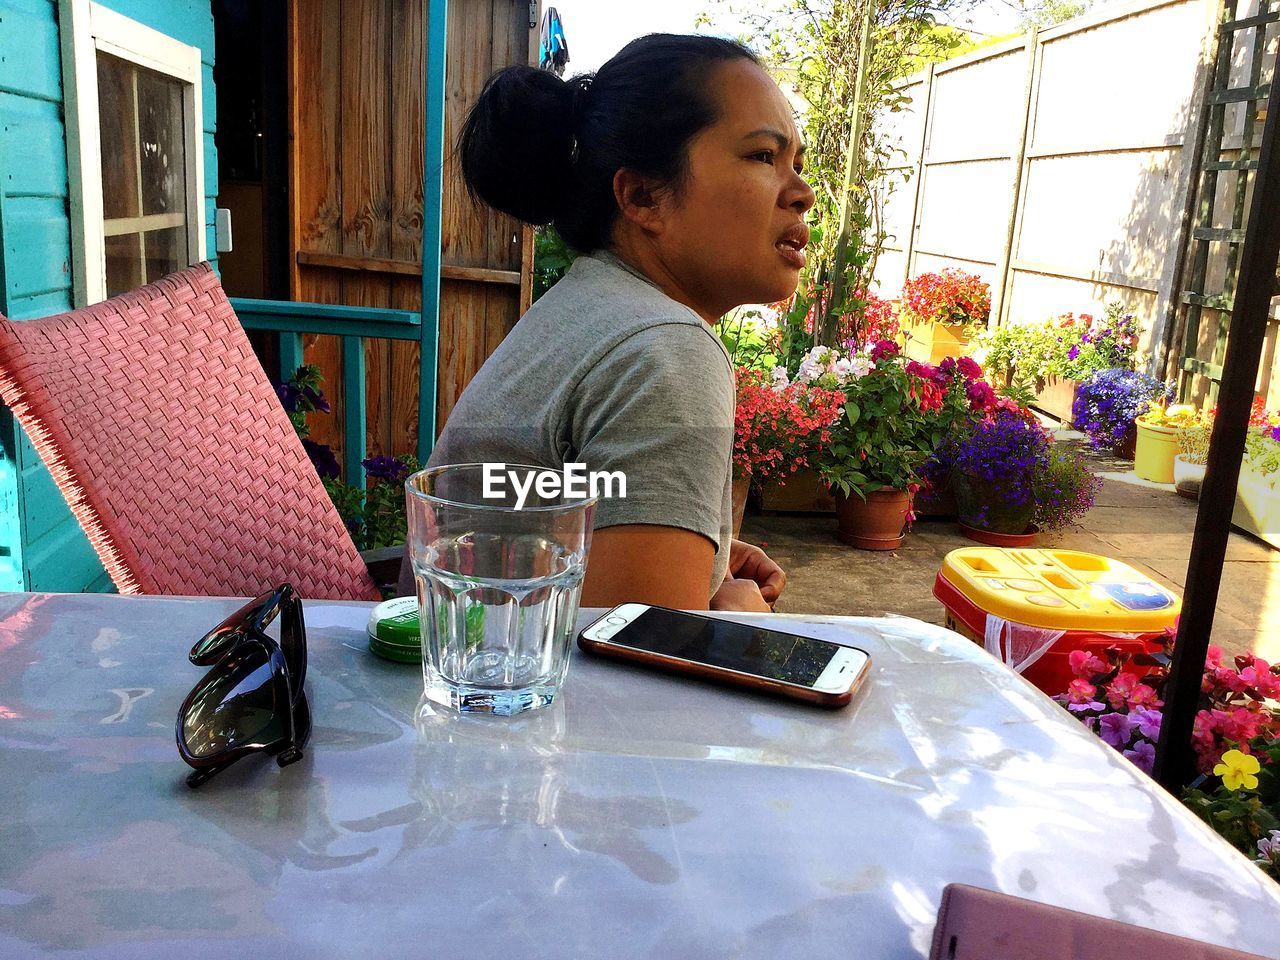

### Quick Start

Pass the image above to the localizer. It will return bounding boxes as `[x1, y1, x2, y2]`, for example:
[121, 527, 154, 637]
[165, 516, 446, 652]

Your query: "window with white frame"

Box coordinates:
[60, 0, 206, 305]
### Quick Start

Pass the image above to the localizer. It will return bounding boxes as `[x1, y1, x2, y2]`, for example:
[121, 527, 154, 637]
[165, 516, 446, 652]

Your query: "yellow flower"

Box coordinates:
[1213, 749, 1261, 791]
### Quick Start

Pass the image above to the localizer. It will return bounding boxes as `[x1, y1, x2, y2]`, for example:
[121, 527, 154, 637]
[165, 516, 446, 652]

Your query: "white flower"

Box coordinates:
[832, 358, 853, 380]
[797, 358, 824, 383]
[847, 356, 874, 379]
[770, 366, 791, 389]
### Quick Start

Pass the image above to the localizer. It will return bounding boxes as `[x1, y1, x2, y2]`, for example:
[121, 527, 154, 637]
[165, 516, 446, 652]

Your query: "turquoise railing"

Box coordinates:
[232, 298, 435, 491]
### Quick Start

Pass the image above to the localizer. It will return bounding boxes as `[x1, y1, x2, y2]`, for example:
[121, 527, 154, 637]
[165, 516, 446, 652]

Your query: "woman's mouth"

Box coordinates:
[775, 224, 809, 269]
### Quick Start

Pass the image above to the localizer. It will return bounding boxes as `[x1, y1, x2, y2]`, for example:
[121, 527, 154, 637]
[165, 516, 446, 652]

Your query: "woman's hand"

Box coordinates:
[709, 576, 772, 612]
[726, 539, 787, 605]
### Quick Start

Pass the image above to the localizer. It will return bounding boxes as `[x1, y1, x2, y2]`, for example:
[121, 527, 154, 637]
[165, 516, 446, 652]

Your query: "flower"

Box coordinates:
[1257, 830, 1280, 866]
[303, 438, 340, 480]
[1072, 369, 1172, 452]
[1213, 749, 1262, 791]
[1069, 649, 1108, 678]
[847, 355, 874, 379]
[900, 269, 991, 329]
[832, 358, 853, 379]
[770, 366, 790, 388]
[363, 455, 412, 485]
[869, 339, 900, 362]
[1123, 739, 1156, 774]
[956, 356, 982, 380]
[277, 382, 302, 411]
[1098, 712, 1137, 748]
[1131, 706, 1162, 740]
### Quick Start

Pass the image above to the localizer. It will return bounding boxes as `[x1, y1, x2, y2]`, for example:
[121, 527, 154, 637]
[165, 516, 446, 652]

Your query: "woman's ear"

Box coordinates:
[612, 168, 668, 236]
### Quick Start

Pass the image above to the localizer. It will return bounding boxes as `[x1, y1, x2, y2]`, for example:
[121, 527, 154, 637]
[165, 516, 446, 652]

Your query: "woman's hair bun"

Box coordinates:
[459, 65, 582, 226]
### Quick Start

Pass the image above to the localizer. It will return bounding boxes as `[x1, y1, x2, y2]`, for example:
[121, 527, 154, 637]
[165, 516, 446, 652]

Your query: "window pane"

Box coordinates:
[105, 233, 143, 297]
[97, 53, 140, 221]
[144, 227, 185, 283]
[136, 67, 187, 219]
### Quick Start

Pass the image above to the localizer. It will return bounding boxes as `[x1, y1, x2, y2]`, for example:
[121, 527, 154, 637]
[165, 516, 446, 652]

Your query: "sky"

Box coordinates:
[547, 0, 1027, 77]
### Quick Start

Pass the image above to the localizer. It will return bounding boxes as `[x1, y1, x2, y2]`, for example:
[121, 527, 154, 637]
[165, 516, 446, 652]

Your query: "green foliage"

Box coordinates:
[532, 226, 577, 302]
[1016, 0, 1089, 30]
[1182, 736, 1280, 882]
[716, 308, 780, 372]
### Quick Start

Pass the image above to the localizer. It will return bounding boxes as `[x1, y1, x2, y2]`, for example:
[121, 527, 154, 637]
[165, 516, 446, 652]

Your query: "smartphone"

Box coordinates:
[577, 603, 871, 708]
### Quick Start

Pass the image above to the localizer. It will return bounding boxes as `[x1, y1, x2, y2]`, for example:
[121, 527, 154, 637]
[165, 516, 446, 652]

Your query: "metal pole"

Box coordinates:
[1153, 73, 1280, 792]
[820, 0, 877, 347]
[418, 0, 449, 465]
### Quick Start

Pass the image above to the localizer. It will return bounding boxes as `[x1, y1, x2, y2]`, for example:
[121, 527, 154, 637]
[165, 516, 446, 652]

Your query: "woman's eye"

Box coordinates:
[750, 150, 775, 164]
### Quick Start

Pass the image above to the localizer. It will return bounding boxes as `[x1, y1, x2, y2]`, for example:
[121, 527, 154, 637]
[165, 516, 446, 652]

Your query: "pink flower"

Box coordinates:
[1126, 684, 1161, 709]
[1105, 672, 1139, 710]
[1066, 679, 1099, 703]
[956, 356, 982, 380]
[869, 339, 899, 362]
[1068, 649, 1108, 679]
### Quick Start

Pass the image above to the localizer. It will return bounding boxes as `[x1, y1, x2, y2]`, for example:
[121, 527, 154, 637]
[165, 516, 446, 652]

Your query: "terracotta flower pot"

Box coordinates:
[731, 472, 751, 537]
[833, 487, 913, 551]
[959, 523, 1039, 547]
[913, 476, 957, 520]
[952, 471, 1036, 536]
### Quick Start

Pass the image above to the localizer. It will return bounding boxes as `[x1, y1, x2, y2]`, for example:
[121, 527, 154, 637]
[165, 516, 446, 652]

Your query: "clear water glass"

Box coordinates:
[405, 463, 597, 715]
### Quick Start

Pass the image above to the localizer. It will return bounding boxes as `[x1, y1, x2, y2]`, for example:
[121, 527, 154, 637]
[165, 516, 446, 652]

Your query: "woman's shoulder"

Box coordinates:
[535, 251, 730, 368]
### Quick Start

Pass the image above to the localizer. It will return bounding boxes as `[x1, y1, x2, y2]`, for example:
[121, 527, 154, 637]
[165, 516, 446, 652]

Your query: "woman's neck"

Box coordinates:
[603, 240, 722, 325]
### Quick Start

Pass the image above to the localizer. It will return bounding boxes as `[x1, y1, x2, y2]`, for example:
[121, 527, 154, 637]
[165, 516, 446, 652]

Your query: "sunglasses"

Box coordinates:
[176, 584, 310, 788]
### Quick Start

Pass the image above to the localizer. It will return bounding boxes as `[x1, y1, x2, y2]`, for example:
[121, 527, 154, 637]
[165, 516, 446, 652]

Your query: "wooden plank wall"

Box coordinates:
[290, 0, 535, 472]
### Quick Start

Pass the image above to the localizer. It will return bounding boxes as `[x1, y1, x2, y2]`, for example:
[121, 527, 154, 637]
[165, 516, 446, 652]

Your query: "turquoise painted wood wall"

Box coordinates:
[0, 0, 217, 592]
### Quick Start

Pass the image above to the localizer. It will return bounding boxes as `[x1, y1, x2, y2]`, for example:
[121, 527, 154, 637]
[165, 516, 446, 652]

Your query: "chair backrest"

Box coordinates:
[0, 263, 381, 600]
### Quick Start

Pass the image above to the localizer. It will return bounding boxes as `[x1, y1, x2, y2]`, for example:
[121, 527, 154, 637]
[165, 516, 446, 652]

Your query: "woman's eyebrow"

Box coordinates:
[743, 128, 807, 157]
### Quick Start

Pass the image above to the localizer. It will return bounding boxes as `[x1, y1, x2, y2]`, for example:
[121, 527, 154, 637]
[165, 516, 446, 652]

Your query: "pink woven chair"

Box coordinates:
[0, 263, 381, 600]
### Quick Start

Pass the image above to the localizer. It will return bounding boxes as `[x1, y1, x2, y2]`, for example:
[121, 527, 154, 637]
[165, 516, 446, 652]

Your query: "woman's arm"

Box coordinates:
[581, 524, 770, 611]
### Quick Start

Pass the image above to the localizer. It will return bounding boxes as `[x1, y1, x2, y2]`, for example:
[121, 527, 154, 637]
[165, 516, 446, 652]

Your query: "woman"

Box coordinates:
[401, 34, 814, 612]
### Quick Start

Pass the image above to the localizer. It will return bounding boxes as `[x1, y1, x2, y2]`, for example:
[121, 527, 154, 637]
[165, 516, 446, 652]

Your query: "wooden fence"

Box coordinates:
[871, 0, 1280, 406]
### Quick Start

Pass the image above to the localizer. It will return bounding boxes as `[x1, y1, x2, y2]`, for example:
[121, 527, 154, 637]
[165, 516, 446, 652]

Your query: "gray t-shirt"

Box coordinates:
[415, 248, 735, 597]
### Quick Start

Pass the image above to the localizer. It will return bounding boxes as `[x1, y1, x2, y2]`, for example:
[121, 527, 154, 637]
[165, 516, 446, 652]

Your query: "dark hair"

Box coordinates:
[459, 34, 760, 252]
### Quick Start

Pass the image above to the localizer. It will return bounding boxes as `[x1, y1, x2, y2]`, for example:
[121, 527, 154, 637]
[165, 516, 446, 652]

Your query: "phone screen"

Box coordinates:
[611, 607, 845, 687]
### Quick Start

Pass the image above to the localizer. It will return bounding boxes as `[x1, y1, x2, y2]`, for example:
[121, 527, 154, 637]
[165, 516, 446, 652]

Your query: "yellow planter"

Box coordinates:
[1233, 463, 1280, 550]
[902, 320, 973, 365]
[1134, 416, 1178, 484]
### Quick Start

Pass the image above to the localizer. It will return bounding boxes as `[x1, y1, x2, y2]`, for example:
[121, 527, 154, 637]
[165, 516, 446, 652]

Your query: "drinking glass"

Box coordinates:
[406, 463, 597, 715]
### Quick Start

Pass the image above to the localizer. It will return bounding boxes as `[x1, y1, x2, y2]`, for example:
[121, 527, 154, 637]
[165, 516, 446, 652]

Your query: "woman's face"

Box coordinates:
[654, 60, 816, 317]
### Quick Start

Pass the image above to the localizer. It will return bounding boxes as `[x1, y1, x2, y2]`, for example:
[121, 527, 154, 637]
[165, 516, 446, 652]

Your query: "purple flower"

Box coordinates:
[303, 438, 340, 480]
[277, 382, 302, 412]
[1072, 369, 1171, 450]
[1098, 712, 1136, 748]
[302, 384, 332, 414]
[1131, 706, 1162, 740]
[1123, 739, 1156, 774]
[1067, 699, 1105, 714]
[363, 454, 411, 484]
[1067, 345, 1080, 360]
[1271, 424, 1280, 443]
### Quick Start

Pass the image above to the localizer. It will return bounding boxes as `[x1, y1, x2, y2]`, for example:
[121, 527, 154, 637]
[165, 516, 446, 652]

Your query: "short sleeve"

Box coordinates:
[568, 322, 734, 551]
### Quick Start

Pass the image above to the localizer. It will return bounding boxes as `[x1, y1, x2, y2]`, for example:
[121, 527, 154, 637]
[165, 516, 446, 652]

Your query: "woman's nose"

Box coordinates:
[785, 172, 816, 214]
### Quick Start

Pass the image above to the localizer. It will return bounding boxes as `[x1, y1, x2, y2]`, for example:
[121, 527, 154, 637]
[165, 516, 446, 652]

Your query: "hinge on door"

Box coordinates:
[529, 1, 537, 29]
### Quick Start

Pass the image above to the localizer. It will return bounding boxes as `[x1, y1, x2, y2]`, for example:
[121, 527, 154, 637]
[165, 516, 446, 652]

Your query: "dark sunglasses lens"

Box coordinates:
[190, 587, 279, 665]
[181, 644, 286, 759]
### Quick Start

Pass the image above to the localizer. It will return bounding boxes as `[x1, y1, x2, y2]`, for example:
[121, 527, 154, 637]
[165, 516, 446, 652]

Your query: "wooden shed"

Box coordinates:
[0, 0, 538, 592]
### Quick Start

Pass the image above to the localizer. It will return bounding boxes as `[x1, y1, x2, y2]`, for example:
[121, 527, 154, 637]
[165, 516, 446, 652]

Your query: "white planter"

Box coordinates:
[1232, 463, 1280, 549]
[1172, 455, 1206, 500]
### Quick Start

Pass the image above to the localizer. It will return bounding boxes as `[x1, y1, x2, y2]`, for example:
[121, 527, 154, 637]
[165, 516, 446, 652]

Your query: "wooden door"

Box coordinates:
[290, 0, 536, 470]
